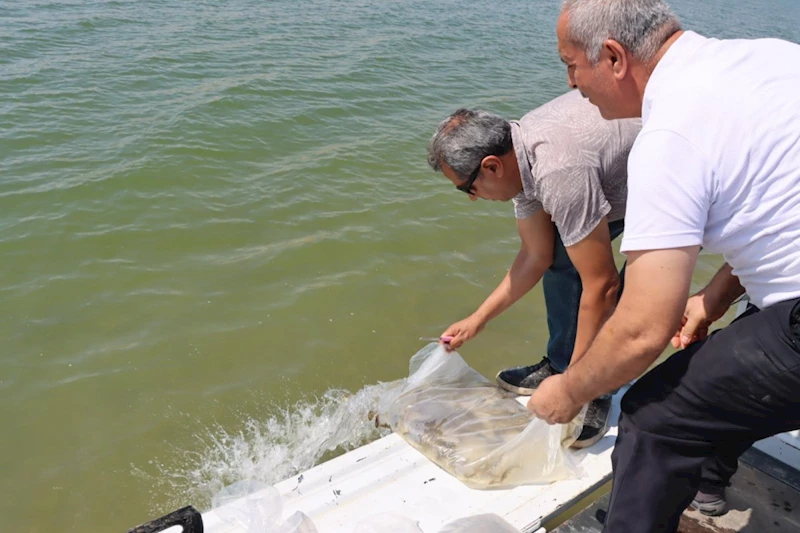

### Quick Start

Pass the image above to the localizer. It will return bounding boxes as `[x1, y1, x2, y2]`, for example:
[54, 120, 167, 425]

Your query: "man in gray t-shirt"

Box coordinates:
[426, 90, 641, 447]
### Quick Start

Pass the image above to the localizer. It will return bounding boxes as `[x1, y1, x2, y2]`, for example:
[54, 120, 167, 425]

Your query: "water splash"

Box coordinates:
[139, 381, 398, 513]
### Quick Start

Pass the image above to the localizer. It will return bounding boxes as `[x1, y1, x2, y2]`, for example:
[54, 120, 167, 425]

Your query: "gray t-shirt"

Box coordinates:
[511, 90, 642, 246]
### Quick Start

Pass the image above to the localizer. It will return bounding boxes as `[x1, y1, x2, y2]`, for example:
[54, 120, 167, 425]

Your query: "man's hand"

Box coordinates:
[671, 292, 726, 349]
[441, 315, 486, 350]
[671, 264, 743, 350]
[527, 374, 583, 424]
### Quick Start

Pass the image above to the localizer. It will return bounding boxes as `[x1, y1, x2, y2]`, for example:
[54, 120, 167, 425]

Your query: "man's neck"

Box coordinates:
[501, 148, 524, 194]
[639, 30, 685, 87]
[630, 29, 685, 116]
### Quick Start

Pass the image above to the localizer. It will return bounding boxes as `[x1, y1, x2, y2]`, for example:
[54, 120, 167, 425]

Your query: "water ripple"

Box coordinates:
[1, 0, 798, 531]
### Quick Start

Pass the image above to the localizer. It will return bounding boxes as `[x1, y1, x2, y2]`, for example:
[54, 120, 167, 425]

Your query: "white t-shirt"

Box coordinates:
[620, 31, 800, 309]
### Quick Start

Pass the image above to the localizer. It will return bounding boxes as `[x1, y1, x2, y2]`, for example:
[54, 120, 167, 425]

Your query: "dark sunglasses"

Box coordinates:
[456, 162, 482, 195]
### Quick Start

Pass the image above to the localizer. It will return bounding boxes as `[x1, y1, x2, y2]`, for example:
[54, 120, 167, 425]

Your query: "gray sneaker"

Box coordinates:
[690, 489, 727, 516]
[495, 358, 559, 396]
[571, 395, 612, 449]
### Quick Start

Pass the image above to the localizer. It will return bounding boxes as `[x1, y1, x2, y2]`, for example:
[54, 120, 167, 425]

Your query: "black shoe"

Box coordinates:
[690, 489, 727, 516]
[571, 395, 611, 449]
[495, 358, 560, 396]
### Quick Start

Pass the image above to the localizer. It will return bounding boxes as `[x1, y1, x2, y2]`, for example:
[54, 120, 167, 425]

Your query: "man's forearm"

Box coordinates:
[562, 309, 665, 405]
[700, 263, 744, 318]
[569, 277, 620, 366]
[473, 249, 549, 323]
[559, 246, 700, 405]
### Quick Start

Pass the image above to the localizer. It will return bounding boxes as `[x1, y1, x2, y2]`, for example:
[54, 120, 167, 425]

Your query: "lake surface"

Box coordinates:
[2, 0, 798, 530]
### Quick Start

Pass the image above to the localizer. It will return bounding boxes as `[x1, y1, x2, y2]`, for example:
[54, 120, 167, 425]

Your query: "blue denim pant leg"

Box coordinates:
[542, 219, 626, 373]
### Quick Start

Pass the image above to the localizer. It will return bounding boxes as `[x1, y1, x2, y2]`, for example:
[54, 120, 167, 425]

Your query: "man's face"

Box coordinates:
[556, 12, 628, 119]
[441, 160, 516, 202]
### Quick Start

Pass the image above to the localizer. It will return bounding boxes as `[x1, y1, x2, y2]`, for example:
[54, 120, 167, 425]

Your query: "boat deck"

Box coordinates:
[134, 396, 800, 533]
[199, 391, 628, 533]
[550, 447, 800, 533]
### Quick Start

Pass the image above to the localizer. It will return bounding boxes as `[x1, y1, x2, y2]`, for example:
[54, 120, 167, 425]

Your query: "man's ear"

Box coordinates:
[604, 39, 629, 80]
[483, 155, 504, 179]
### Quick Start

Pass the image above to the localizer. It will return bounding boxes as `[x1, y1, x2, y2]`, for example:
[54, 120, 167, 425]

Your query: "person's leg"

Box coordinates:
[602, 298, 800, 533]
[692, 301, 763, 515]
[698, 452, 740, 494]
[544, 218, 624, 371]
[497, 219, 624, 396]
[551, 219, 626, 448]
[690, 445, 748, 515]
[494, 230, 576, 394]
[541, 227, 582, 373]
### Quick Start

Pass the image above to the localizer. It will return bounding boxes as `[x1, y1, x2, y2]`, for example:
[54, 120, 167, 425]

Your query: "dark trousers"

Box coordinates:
[603, 297, 800, 533]
[694, 302, 761, 493]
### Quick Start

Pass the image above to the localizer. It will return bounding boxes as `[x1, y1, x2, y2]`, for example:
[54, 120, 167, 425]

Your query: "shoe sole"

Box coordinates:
[690, 500, 727, 517]
[569, 412, 610, 449]
[495, 373, 536, 396]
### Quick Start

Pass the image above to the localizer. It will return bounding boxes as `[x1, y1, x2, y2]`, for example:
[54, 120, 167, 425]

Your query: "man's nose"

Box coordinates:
[469, 192, 479, 202]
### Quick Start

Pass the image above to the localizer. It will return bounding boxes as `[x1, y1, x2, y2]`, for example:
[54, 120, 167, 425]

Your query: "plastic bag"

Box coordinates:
[377, 343, 585, 489]
[211, 479, 318, 533]
[353, 512, 424, 533]
[438, 513, 518, 532]
[354, 512, 517, 532]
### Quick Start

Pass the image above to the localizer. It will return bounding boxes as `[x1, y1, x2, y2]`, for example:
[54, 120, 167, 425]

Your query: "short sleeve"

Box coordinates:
[513, 194, 543, 220]
[539, 166, 611, 247]
[620, 129, 712, 253]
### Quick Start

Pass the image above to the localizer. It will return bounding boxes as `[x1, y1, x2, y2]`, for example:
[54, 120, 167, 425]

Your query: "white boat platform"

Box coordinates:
[199, 391, 625, 533]
[128, 391, 800, 533]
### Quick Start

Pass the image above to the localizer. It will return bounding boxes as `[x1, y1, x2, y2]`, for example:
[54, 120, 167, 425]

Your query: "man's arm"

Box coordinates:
[536, 165, 623, 364]
[529, 131, 712, 422]
[474, 210, 555, 322]
[562, 246, 700, 405]
[564, 217, 621, 365]
[672, 262, 744, 348]
[697, 262, 744, 315]
[528, 246, 699, 422]
[443, 210, 555, 349]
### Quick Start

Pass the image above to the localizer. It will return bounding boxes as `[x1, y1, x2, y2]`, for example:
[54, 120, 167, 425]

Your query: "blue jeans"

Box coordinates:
[542, 219, 626, 372]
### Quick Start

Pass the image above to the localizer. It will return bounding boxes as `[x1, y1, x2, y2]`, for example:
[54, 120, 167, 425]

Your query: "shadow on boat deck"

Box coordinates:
[552, 447, 800, 532]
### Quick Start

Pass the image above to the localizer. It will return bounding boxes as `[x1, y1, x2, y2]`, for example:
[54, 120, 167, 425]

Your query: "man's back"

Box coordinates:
[511, 90, 641, 246]
[625, 31, 800, 308]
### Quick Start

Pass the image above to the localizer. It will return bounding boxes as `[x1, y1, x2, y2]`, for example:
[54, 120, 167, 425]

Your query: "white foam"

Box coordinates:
[142, 382, 396, 513]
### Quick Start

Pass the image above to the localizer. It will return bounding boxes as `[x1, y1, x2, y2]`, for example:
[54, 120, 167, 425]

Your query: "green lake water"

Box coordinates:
[2, 0, 798, 530]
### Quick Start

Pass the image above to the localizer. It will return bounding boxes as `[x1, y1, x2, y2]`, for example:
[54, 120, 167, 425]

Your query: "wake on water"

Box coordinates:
[135, 381, 397, 515]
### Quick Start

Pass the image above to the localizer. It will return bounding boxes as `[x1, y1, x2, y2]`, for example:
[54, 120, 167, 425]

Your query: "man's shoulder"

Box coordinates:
[644, 31, 800, 127]
[513, 93, 639, 181]
[518, 90, 640, 142]
[519, 90, 594, 125]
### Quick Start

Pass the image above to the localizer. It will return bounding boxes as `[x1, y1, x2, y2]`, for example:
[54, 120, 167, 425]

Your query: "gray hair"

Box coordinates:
[562, 0, 682, 64]
[427, 109, 513, 180]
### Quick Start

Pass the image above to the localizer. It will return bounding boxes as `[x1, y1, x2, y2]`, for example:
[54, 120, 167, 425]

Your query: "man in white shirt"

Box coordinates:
[527, 1, 800, 531]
